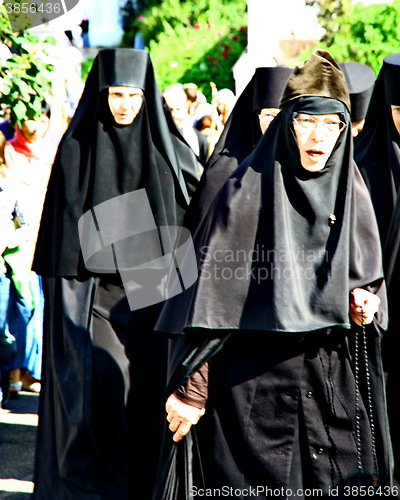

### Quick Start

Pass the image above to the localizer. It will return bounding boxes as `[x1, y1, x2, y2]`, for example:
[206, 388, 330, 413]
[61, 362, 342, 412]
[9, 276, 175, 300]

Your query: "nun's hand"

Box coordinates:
[166, 394, 205, 442]
[350, 287, 380, 326]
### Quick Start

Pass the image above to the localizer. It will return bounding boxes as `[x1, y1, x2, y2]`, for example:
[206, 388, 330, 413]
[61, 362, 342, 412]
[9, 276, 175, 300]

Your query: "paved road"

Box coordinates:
[0, 391, 38, 500]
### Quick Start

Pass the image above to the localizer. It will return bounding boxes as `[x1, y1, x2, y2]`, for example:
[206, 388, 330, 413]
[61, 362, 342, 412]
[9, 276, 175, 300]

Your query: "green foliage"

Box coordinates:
[303, 0, 400, 75]
[0, 4, 55, 127]
[134, 0, 247, 99]
[305, 0, 352, 46]
[81, 57, 95, 83]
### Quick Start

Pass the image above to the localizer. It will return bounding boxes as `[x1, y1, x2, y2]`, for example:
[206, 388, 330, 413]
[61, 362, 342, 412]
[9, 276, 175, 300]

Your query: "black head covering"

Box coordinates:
[354, 52, 400, 260]
[157, 49, 386, 335]
[182, 65, 293, 233]
[252, 66, 294, 110]
[339, 61, 375, 122]
[32, 49, 194, 277]
[383, 53, 400, 105]
[281, 49, 351, 112]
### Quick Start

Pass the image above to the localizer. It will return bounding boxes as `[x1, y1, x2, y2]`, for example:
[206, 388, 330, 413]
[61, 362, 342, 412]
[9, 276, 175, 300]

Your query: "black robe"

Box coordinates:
[154, 96, 392, 499]
[354, 60, 400, 481]
[31, 49, 199, 500]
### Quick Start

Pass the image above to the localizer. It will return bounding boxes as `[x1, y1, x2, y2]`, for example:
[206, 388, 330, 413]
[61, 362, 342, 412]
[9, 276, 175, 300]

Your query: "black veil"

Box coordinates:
[33, 49, 193, 277]
[182, 65, 292, 233]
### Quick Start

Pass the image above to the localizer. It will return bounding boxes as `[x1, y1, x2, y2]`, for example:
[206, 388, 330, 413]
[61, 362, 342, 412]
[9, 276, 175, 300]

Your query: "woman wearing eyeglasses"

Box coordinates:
[153, 50, 393, 499]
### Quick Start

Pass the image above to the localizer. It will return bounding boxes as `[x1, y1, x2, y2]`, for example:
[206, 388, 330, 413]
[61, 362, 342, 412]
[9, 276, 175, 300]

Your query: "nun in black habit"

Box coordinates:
[154, 50, 393, 499]
[182, 65, 293, 234]
[354, 53, 400, 254]
[354, 53, 400, 482]
[31, 49, 199, 500]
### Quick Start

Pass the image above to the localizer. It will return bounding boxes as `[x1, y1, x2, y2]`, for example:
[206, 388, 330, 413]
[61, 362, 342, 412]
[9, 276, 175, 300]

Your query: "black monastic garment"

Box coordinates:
[354, 53, 400, 482]
[154, 51, 393, 499]
[354, 56, 400, 256]
[31, 49, 198, 500]
[339, 61, 375, 124]
[182, 66, 292, 234]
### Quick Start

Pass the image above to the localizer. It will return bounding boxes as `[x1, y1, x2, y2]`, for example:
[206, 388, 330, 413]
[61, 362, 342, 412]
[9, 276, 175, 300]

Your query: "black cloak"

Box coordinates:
[182, 65, 292, 233]
[153, 50, 392, 499]
[355, 53, 400, 482]
[31, 49, 197, 500]
[354, 54, 400, 256]
[33, 48, 193, 277]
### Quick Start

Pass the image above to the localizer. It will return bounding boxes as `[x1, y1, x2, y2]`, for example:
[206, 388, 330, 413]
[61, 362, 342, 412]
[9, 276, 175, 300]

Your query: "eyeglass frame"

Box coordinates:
[292, 113, 347, 137]
[258, 109, 279, 123]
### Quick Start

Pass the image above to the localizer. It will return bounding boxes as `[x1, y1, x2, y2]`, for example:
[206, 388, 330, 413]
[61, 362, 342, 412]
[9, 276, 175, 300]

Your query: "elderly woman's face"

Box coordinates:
[108, 86, 144, 125]
[293, 113, 345, 172]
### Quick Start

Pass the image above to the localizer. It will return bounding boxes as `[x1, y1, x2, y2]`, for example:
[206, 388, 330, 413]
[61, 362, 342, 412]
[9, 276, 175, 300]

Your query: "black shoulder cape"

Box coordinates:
[32, 49, 195, 277]
[158, 96, 387, 337]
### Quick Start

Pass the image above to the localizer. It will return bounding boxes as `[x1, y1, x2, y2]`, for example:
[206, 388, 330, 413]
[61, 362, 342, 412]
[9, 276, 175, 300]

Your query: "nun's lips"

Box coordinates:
[116, 113, 133, 122]
[306, 149, 325, 159]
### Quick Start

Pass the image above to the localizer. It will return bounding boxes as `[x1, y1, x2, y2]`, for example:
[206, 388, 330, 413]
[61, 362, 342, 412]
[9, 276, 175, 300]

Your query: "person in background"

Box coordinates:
[0, 130, 16, 405]
[2, 101, 58, 396]
[154, 49, 392, 499]
[160, 84, 204, 198]
[355, 52, 400, 485]
[215, 87, 236, 126]
[121, 0, 136, 33]
[183, 82, 206, 120]
[79, 13, 90, 49]
[163, 83, 208, 169]
[193, 102, 224, 157]
[355, 53, 400, 254]
[339, 61, 375, 139]
[0, 105, 15, 141]
[183, 65, 293, 233]
[31, 48, 198, 500]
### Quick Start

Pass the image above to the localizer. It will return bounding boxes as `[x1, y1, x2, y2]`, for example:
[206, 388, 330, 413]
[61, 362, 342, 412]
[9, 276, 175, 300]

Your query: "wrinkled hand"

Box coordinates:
[350, 288, 380, 326]
[166, 394, 205, 442]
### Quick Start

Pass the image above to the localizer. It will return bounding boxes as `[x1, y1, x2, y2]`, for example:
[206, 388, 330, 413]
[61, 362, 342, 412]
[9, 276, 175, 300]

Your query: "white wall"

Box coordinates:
[29, 0, 124, 48]
[86, 0, 124, 47]
[236, 0, 322, 96]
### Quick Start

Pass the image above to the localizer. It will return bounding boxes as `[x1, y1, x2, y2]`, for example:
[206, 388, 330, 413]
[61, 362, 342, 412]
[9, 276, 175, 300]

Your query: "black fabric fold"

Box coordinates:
[157, 96, 387, 335]
[33, 49, 195, 277]
[32, 49, 199, 500]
